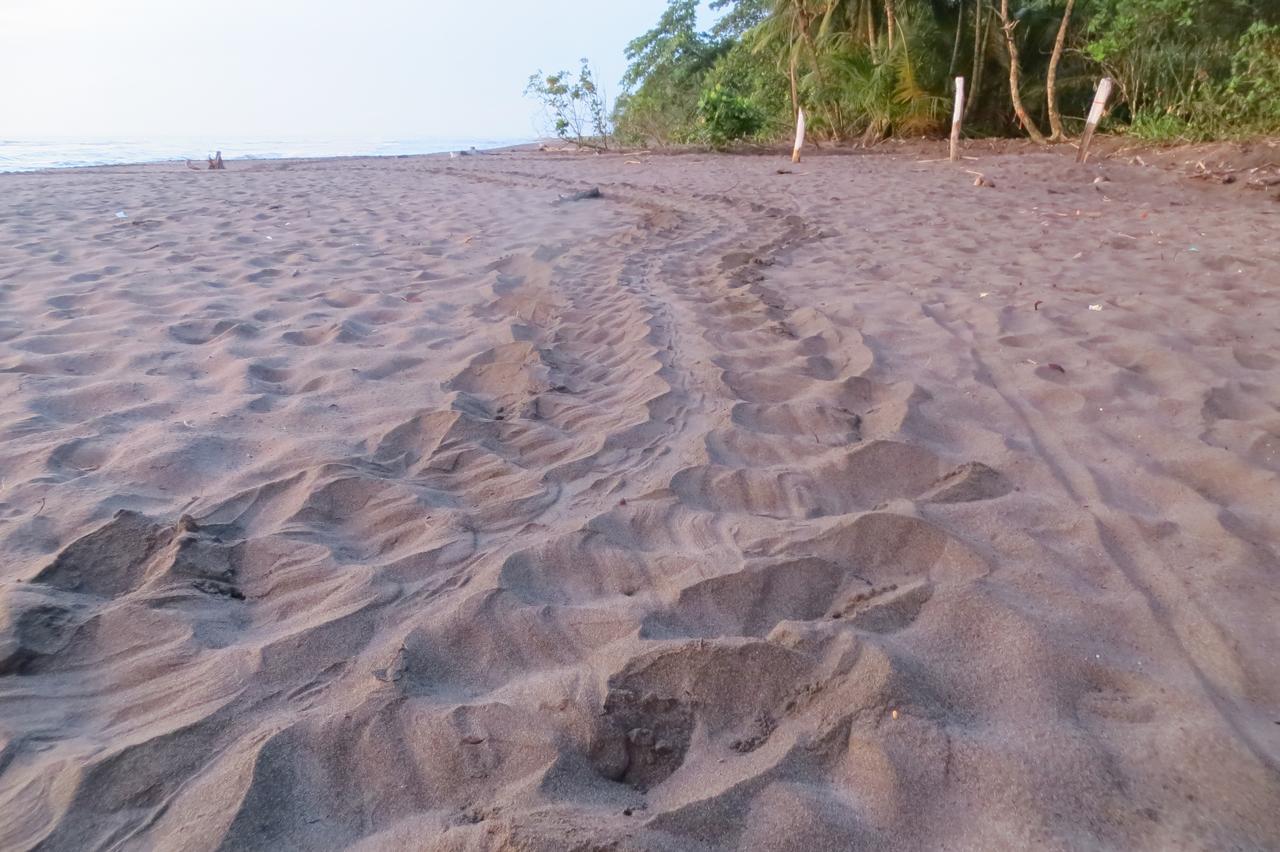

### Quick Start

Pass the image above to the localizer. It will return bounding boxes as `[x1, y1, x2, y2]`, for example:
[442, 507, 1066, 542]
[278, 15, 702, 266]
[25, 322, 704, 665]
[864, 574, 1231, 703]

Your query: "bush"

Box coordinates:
[525, 59, 611, 149]
[1123, 22, 1280, 140]
[699, 84, 765, 146]
[613, 88, 702, 146]
[1126, 109, 1205, 141]
[1224, 22, 1280, 130]
[701, 35, 792, 138]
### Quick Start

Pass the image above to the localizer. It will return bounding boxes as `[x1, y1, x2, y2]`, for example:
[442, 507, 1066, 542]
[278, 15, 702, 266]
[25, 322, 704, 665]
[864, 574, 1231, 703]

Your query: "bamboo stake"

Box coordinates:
[950, 77, 966, 162]
[792, 108, 806, 164]
[1076, 77, 1113, 163]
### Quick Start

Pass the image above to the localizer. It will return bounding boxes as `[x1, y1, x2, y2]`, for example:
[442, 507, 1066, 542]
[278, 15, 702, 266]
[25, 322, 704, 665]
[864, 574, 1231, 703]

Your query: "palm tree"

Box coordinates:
[755, 0, 832, 124]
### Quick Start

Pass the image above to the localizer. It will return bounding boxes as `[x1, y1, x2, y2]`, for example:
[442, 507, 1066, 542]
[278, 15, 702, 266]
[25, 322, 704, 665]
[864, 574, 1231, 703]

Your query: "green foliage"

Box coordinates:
[800, 8, 949, 141]
[699, 84, 766, 145]
[525, 59, 611, 148]
[1082, 0, 1278, 128]
[1114, 19, 1280, 140]
[703, 34, 793, 138]
[1225, 22, 1280, 129]
[613, 0, 725, 144]
[621, 0, 716, 91]
[709, 0, 771, 40]
[813, 40, 946, 141]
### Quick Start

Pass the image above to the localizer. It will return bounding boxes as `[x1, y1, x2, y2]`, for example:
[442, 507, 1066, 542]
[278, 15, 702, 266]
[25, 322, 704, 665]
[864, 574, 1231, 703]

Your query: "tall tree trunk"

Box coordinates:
[865, 0, 877, 60]
[950, 0, 966, 78]
[965, 0, 988, 121]
[1046, 0, 1075, 141]
[794, 7, 841, 136]
[788, 48, 800, 120]
[884, 0, 896, 50]
[998, 0, 1047, 143]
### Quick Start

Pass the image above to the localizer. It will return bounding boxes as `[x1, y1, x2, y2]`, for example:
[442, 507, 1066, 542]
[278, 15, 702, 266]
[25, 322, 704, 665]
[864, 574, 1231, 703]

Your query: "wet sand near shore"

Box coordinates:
[1, 147, 1278, 850]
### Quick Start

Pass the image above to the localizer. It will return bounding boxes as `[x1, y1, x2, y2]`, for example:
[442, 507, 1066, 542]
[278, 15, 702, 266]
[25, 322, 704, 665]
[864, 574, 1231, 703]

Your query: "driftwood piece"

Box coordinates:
[966, 169, 995, 188]
[555, 187, 601, 203]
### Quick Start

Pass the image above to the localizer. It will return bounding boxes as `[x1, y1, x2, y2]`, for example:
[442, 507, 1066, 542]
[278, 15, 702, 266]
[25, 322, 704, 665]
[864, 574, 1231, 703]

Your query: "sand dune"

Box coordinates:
[0, 148, 1277, 849]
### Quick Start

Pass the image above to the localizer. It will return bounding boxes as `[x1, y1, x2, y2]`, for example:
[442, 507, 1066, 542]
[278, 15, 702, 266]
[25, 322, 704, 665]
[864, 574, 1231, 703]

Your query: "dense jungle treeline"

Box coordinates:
[601, 0, 1280, 146]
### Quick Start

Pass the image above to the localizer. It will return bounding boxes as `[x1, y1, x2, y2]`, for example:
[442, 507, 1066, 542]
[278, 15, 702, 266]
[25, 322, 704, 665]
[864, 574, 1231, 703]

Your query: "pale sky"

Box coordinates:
[0, 0, 702, 139]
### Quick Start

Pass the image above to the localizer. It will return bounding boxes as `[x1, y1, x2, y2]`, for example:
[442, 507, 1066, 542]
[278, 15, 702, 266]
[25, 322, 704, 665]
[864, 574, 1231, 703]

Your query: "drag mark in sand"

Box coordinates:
[0, 149, 1277, 849]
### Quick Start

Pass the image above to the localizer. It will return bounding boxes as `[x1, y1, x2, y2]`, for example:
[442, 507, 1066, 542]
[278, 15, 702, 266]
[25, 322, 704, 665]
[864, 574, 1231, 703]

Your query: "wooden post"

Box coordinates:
[950, 77, 965, 162]
[1076, 77, 1113, 163]
[792, 108, 806, 164]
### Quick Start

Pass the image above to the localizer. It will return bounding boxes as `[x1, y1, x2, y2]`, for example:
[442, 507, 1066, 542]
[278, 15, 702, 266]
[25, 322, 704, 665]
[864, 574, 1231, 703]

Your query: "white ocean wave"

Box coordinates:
[0, 137, 531, 173]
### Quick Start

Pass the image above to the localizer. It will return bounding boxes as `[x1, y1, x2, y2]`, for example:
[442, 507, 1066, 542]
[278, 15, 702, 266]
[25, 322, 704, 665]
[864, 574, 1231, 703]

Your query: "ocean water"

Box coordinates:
[0, 136, 532, 173]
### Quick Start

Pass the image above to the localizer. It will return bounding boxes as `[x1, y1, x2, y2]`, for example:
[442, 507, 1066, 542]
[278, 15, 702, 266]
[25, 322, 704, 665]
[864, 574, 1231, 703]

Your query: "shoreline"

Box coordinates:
[0, 139, 544, 176]
[5, 136, 1276, 201]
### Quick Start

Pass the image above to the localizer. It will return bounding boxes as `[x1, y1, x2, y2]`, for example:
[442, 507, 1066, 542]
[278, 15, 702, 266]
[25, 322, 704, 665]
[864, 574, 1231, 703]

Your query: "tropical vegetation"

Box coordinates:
[577, 0, 1280, 146]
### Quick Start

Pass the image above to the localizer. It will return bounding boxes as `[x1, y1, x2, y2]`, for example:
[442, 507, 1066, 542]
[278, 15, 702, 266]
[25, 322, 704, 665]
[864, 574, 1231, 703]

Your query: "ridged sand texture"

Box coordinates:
[0, 149, 1278, 850]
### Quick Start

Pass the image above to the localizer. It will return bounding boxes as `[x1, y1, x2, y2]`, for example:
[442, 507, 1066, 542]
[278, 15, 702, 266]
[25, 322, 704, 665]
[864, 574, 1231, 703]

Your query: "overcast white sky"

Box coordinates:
[0, 0, 703, 139]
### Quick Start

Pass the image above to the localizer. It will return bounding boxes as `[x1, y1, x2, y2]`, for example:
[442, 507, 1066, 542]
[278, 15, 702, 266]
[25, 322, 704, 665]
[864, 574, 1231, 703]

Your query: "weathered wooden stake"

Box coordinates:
[1076, 77, 1113, 163]
[950, 76, 965, 162]
[792, 108, 806, 164]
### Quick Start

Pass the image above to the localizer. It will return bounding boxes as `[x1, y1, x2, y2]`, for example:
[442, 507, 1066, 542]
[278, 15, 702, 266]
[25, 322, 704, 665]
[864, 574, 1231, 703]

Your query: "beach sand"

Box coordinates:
[1, 147, 1278, 849]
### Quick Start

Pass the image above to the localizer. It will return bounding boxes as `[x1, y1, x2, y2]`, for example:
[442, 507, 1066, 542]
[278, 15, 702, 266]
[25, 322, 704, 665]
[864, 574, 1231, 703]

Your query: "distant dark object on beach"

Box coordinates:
[557, 187, 602, 203]
[185, 151, 225, 171]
